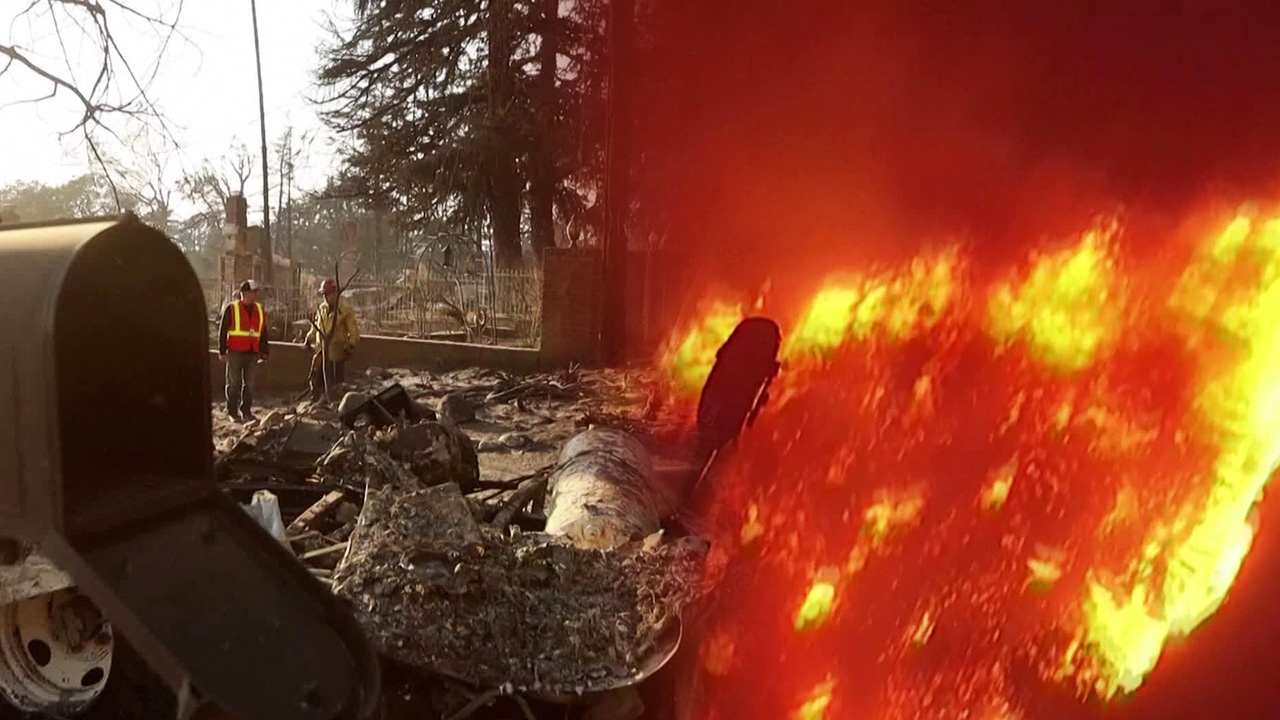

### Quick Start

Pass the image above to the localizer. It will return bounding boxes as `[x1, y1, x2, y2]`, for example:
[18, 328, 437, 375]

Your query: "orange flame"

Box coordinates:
[660, 299, 745, 396]
[661, 212, 1280, 719]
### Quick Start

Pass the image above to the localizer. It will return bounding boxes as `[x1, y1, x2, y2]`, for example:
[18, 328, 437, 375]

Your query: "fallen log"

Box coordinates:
[544, 429, 661, 550]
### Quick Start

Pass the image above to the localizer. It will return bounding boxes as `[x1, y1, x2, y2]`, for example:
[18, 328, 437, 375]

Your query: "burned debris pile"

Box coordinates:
[333, 475, 703, 695]
[211, 369, 708, 711]
[315, 420, 480, 494]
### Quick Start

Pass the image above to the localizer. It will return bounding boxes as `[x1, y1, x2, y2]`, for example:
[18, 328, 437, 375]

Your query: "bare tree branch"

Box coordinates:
[84, 135, 120, 207]
[178, 142, 258, 231]
[0, 44, 115, 129]
[1, 0, 188, 185]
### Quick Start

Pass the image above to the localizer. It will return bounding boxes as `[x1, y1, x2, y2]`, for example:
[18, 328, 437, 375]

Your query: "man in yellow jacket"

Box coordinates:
[305, 278, 361, 401]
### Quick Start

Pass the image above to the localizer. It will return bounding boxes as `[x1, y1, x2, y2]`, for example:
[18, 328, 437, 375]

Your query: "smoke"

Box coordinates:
[633, 0, 1280, 278]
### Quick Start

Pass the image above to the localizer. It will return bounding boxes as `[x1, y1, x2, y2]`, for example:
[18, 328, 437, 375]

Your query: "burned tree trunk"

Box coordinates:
[529, 0, 559, 261]
[545, 429, 661, 550]
[487, 0, 523, 269]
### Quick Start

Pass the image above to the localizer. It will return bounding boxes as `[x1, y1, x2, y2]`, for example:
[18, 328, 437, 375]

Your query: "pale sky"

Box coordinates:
[0, 0, 354, 214]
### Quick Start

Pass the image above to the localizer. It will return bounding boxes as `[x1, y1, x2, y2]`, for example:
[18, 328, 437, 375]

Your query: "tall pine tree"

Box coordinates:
[318, 0, 608, 267]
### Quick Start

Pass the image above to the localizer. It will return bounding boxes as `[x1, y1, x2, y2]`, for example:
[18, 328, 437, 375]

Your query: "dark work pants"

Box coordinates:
[225, 351, 258, 415]
[309, 358, 346, 400]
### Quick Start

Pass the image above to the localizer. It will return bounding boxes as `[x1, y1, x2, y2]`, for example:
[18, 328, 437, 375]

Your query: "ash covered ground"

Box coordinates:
[213, 366, 691, 489]
[207, 365, 705, 718]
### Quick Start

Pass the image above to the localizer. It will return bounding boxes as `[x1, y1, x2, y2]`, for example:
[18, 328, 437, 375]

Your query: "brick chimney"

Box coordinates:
[223, 194, 249, 252]
[225, 194, 248, 226]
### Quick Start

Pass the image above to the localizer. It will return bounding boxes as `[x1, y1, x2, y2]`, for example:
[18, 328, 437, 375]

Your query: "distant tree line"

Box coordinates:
[0, 159, 401, 283]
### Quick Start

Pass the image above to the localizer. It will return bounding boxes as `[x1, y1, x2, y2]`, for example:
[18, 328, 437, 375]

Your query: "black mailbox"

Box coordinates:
[0, 216, 378, 720]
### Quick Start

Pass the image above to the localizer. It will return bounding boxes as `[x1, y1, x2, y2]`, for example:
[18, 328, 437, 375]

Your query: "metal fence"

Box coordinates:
[203, 269, 543, 349]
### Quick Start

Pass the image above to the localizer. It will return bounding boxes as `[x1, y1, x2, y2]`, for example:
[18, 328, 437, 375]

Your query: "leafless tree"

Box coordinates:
[0, 0, 186, 203]
[273, 126, 316, 262]
[179, 144, 255, 211]
[103, 129, 176, 232]
[177, 143, 257, 237]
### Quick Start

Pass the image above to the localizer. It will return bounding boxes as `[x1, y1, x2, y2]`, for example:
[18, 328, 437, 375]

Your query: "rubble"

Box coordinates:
[208, 366, 704, 711]
[338, 391, 368, 416]
[215, 415, 347, 485]
[340, 383, 435, 429]
[287, 490, 347, 536]
[336, 501, 361, 525]
[317, 422, 479, 494]
[499, 431, 533, 449]
[439, 392, 476, 425]
[282, 420, 343, 465]
[332, 470, 705, 696]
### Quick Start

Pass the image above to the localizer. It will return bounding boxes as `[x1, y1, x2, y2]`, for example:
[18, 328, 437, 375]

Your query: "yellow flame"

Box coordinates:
[662, 301, 743, 394]
[784, 250, 960, 356]
[1081, 212, 1280, 694]
[660, 212, 1280, 706]
[862, 489, 926, 546]
[982, 462, 1016, 512]
[795, 581, 837, 632]
[741, 504, 766, 546]
[1167, 215, 1251, 325]
[1158, 217, 1280, 635]
[1026, 559, 1062, 593]
[909, 608, 936, 647]
[1080, 583, 1168, 698]
[1099, 485, 1139, 537]
[988, 223, 1122, 371]
[794, 680, 836, 720]
[788, 285, 863, 354]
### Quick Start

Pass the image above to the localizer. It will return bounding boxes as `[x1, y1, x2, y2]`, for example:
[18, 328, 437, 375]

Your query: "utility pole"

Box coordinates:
[600, 0, 635, 365]
[250, 0, 273, 284]
[285, 152, 294, 270]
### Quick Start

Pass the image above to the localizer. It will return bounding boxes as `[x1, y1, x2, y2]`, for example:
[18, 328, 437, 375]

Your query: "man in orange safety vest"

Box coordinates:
[217, 279, 271, 422]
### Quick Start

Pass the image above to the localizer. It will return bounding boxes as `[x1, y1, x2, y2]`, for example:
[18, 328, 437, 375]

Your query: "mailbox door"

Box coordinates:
[54, 219, 212, 537]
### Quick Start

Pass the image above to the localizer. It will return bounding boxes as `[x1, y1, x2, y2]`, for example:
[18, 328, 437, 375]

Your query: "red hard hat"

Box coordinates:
[319, 278, 338, 295]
